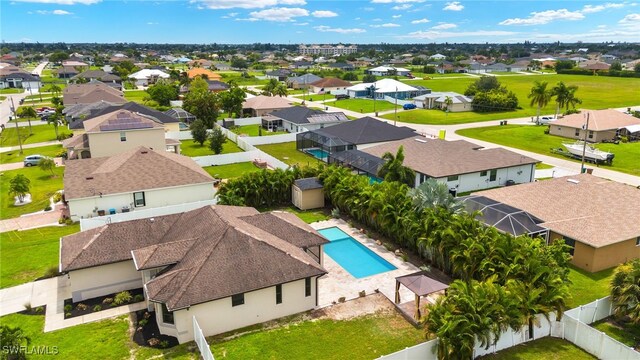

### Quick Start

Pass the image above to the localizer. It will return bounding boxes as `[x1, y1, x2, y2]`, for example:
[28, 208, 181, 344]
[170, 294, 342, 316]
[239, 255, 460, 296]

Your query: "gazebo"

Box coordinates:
[395, 271, 449, 321]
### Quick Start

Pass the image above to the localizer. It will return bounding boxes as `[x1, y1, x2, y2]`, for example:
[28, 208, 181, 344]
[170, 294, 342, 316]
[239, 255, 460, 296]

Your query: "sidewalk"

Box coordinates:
[0, 157, 63, 171]
[0, 140, 61, 153]
[0, 202, 65, 232]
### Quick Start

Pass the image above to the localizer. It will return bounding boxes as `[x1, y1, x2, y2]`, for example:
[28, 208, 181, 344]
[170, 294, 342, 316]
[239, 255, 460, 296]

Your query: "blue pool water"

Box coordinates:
[318, 227, 396, 279]
[306, 148, 329, 160]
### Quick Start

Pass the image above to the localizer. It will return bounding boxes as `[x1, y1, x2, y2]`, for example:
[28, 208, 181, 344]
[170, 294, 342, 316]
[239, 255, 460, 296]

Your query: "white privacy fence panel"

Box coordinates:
[218, 117, 262, 126]
[166, 131, 193, 140]
[193, 316, 214, 360]
[474, 312, 556, 358]
[193, 152, 259, 167]
[377, 339, 438, 360]
[242, 133, 297, 146]
[80, 200, 217, 231]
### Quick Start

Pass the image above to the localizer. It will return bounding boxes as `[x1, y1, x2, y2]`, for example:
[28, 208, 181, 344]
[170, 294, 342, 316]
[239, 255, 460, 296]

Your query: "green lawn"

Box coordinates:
[0, 88, 24, 94]
[260, 206, 330, 224]
[479, 337, 595, 359]
[536, 163, 554, 170]
[0, 145, 62, 164]
[1, 225, 80, 289]
[204, 162, 261, 179]
[0, 166, 64, 219]
[179, 139, 244, 157]
[456, 125, 640, 176]
[233, 124, 288, 137]
[210, 312, 425, 360]
[566, 265, 615, 309]
[0, 125, 70, 147]
[390, 74, 640, 125]
[592, 317, 640, 348]
[256, 142, 323, 168]
[329, 98, 398, 114]
[124, 90, 148, 103]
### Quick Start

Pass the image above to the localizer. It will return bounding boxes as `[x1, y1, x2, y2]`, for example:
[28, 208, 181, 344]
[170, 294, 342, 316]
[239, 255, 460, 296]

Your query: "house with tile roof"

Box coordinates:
[186, 67, 222, 80]
[63, 110, 178, 160]
[63, 146, 214, 220]
[308, 77, 353, 94]
[71, 69, 121, 84]
[128, 69, 170, 87]
[549, 109, 640, 142]
[472, 174, 640, 272]
[59, 205, 327, 342]
[242, 95, 293, 117]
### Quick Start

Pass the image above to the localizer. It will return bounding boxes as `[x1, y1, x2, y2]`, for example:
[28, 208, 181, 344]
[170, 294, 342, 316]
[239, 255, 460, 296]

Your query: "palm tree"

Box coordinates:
[408, 178, 464, 214]
[49, 83, 62, 97]
[552, 82, 582, 117]
[444, 96, 453, 114]
[273, 83, 288, 97]
[47, 112, 62, 139]
[528, 81, 552, 123]
[377, 146, 415, 187]
[0, 325, 30, 360]
[611, 259, 640, 324]
[16, 106, 37, 135]
[564, 86, 582, 112]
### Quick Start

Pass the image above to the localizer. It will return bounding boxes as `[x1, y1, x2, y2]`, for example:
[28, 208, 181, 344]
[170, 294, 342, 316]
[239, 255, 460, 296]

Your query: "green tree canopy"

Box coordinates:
[611, 259, 640, 324]
[408, 178, 463, 214]
[39, 157, 56, 177]
[377, 146, 415, 187]
[208, 126, 227, 154]
[146, 79, 178, 106]
[220, 85, 246, 118]
[9, 174, 31, 203]
[464, 76, 502, 96]
[190, 119, 208, 146]
[183, 88, 220, 128]
[362, 74, 377, 83]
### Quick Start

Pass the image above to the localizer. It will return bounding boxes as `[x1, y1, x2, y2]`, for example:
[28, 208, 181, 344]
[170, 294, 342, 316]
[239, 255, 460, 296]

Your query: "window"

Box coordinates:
[446, 175, 459, 182]
[232, 293, 244, 307]
[133, 192, 145, 207]
[275, 284, 282, 304]
[120, 131, 127, 142]
[575, 129, 580, 137]
[588, 131, 594, 139]
[305, 277, 311, 297]
[480, 171, 487, 177]
[419, 173, 428, 184]
[489, 169, 497, 182]
[636, 237, 640, 247]
[161, 303, 174, 324]
[564, 237, 576, 256]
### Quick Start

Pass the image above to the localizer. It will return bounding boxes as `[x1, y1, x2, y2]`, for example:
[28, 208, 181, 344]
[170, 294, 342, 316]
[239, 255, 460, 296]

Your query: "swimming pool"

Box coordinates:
[305, 148, 329, 160]
[318, 227, 396, 279]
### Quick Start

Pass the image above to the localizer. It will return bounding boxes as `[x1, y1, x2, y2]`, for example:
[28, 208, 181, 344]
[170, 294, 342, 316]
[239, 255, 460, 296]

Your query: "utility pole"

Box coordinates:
[10, 97, 23, 154]
[580, 112, 590, 173]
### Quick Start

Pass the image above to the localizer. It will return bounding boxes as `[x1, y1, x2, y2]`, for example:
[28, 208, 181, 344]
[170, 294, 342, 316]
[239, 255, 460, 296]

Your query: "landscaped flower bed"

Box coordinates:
[132, 310, 179, 349]
[63, 288, 144, 319]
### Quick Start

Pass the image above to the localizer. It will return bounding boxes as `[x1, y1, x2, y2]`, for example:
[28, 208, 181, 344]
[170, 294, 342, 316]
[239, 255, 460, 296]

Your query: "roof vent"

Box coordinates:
[567, 179, 580, 184]
[85, 176, 94, 180]
[414, 138, 427, 143]
[149, 218, 155, 222]
[140, 150, 148, 154]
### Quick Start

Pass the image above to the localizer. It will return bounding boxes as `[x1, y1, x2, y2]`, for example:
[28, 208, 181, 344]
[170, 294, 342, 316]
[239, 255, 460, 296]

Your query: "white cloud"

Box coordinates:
[13, 0, 99, 4]
[315, 25, 366, 34]
[582, 3, 624, 14]
[293, 22, 309, 25]
[228, 12, 238, 17]
[392, 4, 412, 10]
[193, 0, 305, 10]
[431, 22, 457, 30]
[371, 23, 401, 28]
[499, 9, 584, 25]
[248, 7, 308, 21]
[371, 0, 424, 3]
[392, 14, 402, 18]
[36, 9, 72, 14]
[619, 13, 640, 23]
[312, 10, 337, 18]
[411, 18, 430, 24]
[443, 1, 464, 11]
[147, 21, 159, 25]
[404, 29, 516, 40]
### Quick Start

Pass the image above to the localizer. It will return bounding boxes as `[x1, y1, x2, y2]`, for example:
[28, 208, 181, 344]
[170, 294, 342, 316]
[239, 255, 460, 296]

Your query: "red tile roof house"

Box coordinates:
[60, 205, 328, 343]
[549, 109, 640, 143]
[63, 146, 215, 220]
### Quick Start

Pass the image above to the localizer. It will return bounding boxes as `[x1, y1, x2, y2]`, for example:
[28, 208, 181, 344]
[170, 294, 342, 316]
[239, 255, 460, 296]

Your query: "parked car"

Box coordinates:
[403, 103, 417, 110]
[335, 94, 350, 100]
[23, 155, 48, 167]
[537, 116, 555, 125]
[35, 106, 54, 113]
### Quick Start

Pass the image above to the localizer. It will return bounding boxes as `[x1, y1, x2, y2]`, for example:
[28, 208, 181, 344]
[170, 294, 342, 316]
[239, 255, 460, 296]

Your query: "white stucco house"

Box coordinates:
[63, 146, 215, 220]
[0, 71, 41, 91]
[261, 106, 349, 133]
[129, 69, 170, 87]
[366, 66, 411, 76]
[60, 205, 328, 343]
[413, 92, 473, 112]
[361, 136, 539, 194]
[346, 78, 426, 100]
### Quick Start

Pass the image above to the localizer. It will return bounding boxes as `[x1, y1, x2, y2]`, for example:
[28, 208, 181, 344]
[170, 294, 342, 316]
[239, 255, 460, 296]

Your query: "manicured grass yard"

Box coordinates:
[329, 98, 398, 114]
[124, 90, 149, 103]
[0, 225, 80, 289]
[210, 313, 425, 360]
[592, 317, 640, 348]
[256, 142, 323, 168]
[536, 162, 554, 170]
[179, 139, 244, 157]
[233, 124, 288, 137]
[0, 88, 24, 94]
[0, 166, 64, 219]
[456, 125, 640, 176]
[383, 108, 531, 125]
[260, 206, 330, 224]
[479, 337, 594, 359]
[566, 265, 614, 309]
[0, 145, 62, 164]
[0, 125, 70, 147]
[203, 162, 261, 179]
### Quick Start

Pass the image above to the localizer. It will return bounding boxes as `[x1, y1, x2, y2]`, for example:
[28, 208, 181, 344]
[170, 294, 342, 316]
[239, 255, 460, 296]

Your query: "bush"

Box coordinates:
[64, 218, 74, 225]
[52, 192, 62, 203]
[44, 205, 52, 211]
[76, 303, 88, 311]
[64, 304, 72, 313]
[102, 297, 113, 305]
[564, 109, 580, 116]
[160, 340, 170, 349]
[24, 303, 32, 312]
[56, 133, 72, 141]
[358, 290, 366, 297]
[93, 305, 102, 312]
[43, 266, 59, 278]
[133, 294, 145, 303]
[331, 208, 341, 219]
[65, 312, 72, 317]
[113, 291, 132, 306]
[34, 306, 44, 314]
[423, 66, 436, 74]
[56, 149, 68, 159]
[138, 318, 148, 327]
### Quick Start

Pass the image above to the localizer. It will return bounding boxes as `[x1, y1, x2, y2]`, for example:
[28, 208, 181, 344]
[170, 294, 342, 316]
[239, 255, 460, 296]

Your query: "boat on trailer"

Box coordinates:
[562, 141, 615, 164]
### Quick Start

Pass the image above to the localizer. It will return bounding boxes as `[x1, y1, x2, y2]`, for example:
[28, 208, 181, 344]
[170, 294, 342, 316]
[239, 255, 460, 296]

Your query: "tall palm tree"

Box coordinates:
[552, 82, 582, 116]
[444, 96, 453, 114]
[408, 178, 464, 214]
[377, 146, 415, 187]
[528, 81, 552, 123]
[273, 83, 288, 97]
[49, 83, 62, 97]
[564, 86, 582, 112]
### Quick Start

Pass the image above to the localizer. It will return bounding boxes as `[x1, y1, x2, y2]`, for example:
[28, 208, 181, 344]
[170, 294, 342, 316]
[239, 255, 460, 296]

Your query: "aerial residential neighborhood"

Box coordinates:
[1, 1, 640, 359]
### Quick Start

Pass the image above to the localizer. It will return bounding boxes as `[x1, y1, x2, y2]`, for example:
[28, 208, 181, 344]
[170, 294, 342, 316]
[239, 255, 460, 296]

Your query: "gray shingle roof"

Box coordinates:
[293, 177, 323, 191]
[309, 117, 417, 145]
[70, 102, 179, 129]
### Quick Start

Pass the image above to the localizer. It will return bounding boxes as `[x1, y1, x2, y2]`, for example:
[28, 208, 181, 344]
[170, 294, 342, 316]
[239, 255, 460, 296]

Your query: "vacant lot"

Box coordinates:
[457, 125, 640, 176]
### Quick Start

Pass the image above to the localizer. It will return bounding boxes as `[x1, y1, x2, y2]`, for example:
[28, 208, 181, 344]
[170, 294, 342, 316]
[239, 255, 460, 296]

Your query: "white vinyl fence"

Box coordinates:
[166, 131, 193, 140]
[377, 339, 438, 360]
[217, 116, 262, 126]
[192, 152, 259, 167]
[242, 133, 297, 146]
[80, 200, 217, 231]
[193, 316, 214, 360]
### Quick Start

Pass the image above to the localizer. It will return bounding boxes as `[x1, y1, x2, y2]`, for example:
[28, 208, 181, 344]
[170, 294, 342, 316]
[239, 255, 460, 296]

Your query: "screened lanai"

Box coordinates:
[296, 131, 356, 161]
[164, 108, 196, 123]
[328, 149, 384, 180]
[461, 195, 548, 239]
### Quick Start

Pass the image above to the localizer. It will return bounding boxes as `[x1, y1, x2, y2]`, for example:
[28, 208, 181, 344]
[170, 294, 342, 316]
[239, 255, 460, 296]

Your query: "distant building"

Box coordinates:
[299, 44, 358, 56]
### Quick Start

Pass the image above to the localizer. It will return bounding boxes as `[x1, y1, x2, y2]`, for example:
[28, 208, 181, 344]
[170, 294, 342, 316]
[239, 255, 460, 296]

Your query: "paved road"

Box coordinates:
[0, 140, 62, 153]
[0, 157, 64, 172]
[0, 92, 29, 127]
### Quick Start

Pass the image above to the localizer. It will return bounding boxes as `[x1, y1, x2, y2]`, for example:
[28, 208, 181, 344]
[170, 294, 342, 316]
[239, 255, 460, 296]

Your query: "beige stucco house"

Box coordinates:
[63, 110, 179, 159]
[242, 95, 293, 117]
[63, 146, 214, 220]
[548, 109, 640, 143]
[292, 178, 325, 210]
[475, 174, 640, 272]
[60, 205, 328, 343]
[413, 92, 473, 113]
[68, 102, 183, 134]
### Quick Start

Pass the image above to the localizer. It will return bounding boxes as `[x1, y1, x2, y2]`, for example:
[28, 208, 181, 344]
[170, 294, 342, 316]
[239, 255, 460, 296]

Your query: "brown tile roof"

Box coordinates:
[362, 136, 538, 178]
[549, 109, 640, 131]
[310, 77, 352, 88]
[82, 110, 164, 133]
[62, 134, 89, 149]
[242, 95, 293, 110]
[60, 205, 328, 310]
[186, 67, 221, 80]
[63, 146, 214, 200]
[63, 82, 126, 105]
[477, 174, 640, 248]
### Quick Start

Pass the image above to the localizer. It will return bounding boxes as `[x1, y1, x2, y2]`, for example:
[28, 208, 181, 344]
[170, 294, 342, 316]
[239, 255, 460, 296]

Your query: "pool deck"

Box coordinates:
[311, 219, 421, 307]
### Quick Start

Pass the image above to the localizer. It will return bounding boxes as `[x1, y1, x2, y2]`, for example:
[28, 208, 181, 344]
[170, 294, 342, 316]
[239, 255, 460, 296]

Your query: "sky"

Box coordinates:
[1, 0, 640, 44]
